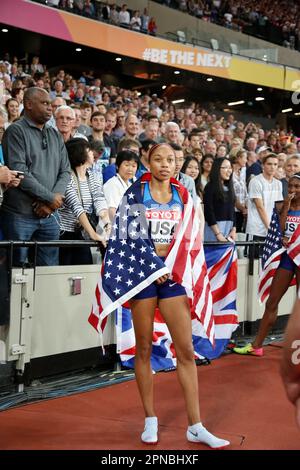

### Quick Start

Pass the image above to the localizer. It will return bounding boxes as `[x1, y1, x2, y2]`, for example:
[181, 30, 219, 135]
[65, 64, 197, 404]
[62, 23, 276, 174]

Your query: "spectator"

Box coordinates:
[119, 4, 130, 27]
[110, 4, 119, 24]
[49, 79, 69, 101]
[281, 154, 300, 197]
[204, 140, 217, 158]
[103, 138, 141, 183]
[285, 143, 298, 155]
[78, 102, 93, 136]
[88, 111, 106, 144]
[30, 56, 44, 74]
[148, 17, 157, 35]
[11, 87, 24, 113]
[103, 150, 139, 221]
[230, 149, 248, 233]
[165, 122, 181, 145]
[203, 157, 236, 242]
[136, 138, 156, 178]
[4, 98, 20, 129]
[192, 148, 204, 163]
[47, 96, 66, 129]
[170, 143, 198, 203]
[112, 109, 126, 139]
[130, 11, 142, 31]
[247, 150, 257, 168]
[200, 154, 214, 190]
[246, 145, 272, 183]
[181, 156, 202, 198]
[83, 0, 95, 18]
[246, 153, 283, 258]
[216, 144, 228, 158]
[0, 87, 71, 266]
[55, 105, 76, 142]
[141, 8, 150, 32]
[59, 138, 109, 265]
[124, 114, 140, 140]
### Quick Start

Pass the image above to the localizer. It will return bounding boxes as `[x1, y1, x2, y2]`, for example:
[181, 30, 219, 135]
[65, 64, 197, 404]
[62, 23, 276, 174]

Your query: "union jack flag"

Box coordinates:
[197, 243, 238, 359]
[258, 208, 299, 304]
[89, 173, 214, 348]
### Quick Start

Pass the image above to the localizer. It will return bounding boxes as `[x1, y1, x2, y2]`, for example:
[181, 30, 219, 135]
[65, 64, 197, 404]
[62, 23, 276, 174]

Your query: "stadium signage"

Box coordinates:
[142, 48, 231, 68]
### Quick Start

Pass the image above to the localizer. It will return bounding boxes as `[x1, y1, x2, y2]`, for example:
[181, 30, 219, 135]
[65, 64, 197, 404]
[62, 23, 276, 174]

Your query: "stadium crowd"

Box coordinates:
[0, 53, 300, 268]
[156, 0, 300, 50]
[37, 0, 300, 50]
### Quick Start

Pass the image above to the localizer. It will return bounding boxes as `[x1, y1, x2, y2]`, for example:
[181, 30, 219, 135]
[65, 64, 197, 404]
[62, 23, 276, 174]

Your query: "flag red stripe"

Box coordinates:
[214, 314, 239, 325]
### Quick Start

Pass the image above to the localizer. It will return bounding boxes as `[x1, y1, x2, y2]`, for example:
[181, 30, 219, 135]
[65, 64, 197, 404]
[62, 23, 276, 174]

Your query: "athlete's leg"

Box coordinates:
[253, 268, 294, 349]
[158, 295, 200, 425]
[130, 296, 157, 418]
[159, 294, 230, 448]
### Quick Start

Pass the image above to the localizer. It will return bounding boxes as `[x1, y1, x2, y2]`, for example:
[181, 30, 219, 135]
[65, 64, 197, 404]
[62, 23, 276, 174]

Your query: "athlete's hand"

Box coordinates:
[283, 193, 295, 211]
[156, 274, 169, 285]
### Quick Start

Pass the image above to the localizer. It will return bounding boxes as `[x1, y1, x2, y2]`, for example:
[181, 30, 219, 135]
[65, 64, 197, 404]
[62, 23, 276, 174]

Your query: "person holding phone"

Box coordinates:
[0, 165, 23, 325]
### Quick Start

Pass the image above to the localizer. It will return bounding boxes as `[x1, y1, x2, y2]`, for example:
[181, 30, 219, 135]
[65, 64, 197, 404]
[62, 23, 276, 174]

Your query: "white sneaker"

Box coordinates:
[141, 417, 158, 444]
[187, 425, 230, 449]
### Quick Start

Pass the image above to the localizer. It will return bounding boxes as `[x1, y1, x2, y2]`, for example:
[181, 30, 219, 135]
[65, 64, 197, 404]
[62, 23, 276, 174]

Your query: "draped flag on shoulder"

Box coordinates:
[89, 172, 214, 347]
[258, 208, 298, 304]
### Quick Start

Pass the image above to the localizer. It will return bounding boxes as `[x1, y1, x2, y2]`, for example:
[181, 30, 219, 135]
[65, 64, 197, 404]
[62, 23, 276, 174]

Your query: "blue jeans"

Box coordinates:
[0, 211, 60, 266]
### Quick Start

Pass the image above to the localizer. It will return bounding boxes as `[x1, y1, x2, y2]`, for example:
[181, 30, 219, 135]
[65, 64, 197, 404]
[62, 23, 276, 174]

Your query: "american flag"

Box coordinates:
[89, 173, 214, 345]
[258, 209, 287, 303]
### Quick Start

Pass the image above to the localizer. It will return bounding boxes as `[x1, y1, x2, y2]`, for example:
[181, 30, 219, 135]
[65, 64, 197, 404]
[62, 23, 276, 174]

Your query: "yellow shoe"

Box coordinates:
[233, 343, 263, 357]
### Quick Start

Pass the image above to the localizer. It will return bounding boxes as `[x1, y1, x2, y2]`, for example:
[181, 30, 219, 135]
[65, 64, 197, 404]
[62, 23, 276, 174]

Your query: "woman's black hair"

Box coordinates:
[181, 156, 202, 198]
[209, 157, 235, 203]
[116, 150, 139, 172]
[65, 138, 90, 169]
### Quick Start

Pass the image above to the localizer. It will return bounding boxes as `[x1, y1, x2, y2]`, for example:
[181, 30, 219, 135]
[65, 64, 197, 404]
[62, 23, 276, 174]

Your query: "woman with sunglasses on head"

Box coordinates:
[112, 143, 230, 448]
[234, 173, 300, 356]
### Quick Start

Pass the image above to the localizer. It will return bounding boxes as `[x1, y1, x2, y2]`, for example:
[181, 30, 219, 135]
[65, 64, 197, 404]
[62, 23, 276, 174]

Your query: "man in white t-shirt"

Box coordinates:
[246, 153, 283, 257]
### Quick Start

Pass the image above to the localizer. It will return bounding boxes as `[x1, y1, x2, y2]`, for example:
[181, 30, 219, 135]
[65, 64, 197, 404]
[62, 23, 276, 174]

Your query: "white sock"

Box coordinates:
[141, 416, 158, 444]
[187, 422, 230, 449]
